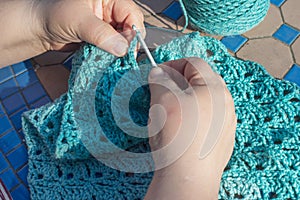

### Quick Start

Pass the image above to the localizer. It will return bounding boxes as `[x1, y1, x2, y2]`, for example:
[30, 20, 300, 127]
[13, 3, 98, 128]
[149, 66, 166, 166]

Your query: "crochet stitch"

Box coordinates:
[22, 32, 299, 199]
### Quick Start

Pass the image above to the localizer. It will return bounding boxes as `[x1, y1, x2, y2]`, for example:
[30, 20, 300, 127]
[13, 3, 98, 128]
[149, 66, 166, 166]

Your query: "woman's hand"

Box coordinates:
[0, 0, 144, 67]
[145, 58, 236, 200]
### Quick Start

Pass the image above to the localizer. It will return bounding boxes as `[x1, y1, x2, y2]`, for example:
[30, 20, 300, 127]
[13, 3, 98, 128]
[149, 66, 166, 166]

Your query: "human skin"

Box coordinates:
[0, 0, 144, 67]
[145, 58, 236, 200]
[0, 1, 236, 199]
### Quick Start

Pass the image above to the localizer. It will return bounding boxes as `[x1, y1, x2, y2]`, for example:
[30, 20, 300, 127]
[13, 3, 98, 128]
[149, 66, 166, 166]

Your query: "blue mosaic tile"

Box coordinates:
[15, 70, 38, 89]
[284, 64, 300, 87]
[162, 1, 183, 21]
[270, 0, 286, 7]
[273, 24, 300, 45]
[221, 35, 248, 53]
[0, 153, 9, 172]
[12, 61, 32, 75]
[7, 145, 28, 170]
[0, 78, 18, 100]
[30, 96, 51, 109]
[17, 165, 28, 186]
[0, 130, 21, 154]
[0, 115, 12, 135]
[10, 107, 28, 131]
[22, 83, 46, 104]
[10, 184, 30, 200]
[0, 169, 19, 191]
[0, 67, 13, 84]
[2, 93, 26, 115]
[0, 103, 3, 116]
[0, 61, 47, 198]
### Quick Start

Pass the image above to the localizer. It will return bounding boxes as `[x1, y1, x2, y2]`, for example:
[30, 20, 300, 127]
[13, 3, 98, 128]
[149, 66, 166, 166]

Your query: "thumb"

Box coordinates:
[77, 13, 129, 57]
[148, 67, 181, 105]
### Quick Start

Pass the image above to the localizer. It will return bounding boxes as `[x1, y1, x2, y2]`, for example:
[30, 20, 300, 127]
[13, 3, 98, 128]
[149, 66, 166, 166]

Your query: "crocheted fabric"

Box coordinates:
[22, 32, 300, 199]
[179, 0, 270, 35]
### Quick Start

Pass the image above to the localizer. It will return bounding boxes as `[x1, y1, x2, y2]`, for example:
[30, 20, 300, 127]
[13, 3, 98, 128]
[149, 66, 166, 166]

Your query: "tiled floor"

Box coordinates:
[0, 61, 50, 199]
[139, 0, 300, 80]
[0, 0, 299, 199]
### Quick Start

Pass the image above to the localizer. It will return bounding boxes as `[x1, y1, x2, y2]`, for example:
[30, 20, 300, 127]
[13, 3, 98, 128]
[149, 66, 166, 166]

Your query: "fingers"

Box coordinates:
[149, 58, 223, 104]
[90, 0, 103, 20]
[77, 12, 129, 57]
[75, 0, 144, 57]
[162, 58, 217, 88]
[112, 0, 145, 41]
[148, 67, 182, 106]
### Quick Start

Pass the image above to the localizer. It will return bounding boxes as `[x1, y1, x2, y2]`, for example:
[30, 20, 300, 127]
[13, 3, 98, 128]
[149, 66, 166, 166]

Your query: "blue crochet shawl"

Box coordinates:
[22, 32, 300, 199]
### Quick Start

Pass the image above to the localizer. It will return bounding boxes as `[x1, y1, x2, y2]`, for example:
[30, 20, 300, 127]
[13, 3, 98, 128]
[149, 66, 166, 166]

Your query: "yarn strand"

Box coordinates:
[178, 0, 270, 35]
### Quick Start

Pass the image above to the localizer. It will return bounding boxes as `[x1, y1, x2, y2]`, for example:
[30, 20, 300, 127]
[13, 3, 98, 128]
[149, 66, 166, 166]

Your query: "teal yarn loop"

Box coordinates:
[22, 32, 300, 199]
[179, 0, 270, 35]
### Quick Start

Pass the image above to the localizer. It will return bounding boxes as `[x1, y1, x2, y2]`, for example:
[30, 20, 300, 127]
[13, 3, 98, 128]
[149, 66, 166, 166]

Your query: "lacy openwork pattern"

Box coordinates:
[23, 32, 299, 199]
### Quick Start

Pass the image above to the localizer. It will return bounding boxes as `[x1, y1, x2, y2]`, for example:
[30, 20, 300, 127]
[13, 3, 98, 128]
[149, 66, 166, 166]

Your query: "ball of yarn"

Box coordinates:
[179, 0, 270, 35]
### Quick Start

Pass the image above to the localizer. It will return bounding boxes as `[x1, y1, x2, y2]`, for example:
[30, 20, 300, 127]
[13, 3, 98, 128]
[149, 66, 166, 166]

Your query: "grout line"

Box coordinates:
[278, 4, 286, 24]
[0, 72, 39, 102]
[1, 87, 49, 118]
[282, 63, 294, 78]
[0, 148, 27, 193]
[134, 0, 156, 16]
[25, 65, 53, 104]
[158, 13, 177, 26]
[0, 67, 14, 85]
[37, 63, 65, 67]
[0, 167, 10, 178]
[235, 38, 249, 54]
[271, 36, 290, 46]
[274, 1, 297, 74]
[0, 62, 51, 147]
[7, 107, 28, 121]
[289, 40, 297, 64]
[10, 65, 30, 77]
[161, 0, 176, 14]
[278, 0, 287, 8]
[241, 34, 249, 40]
[12, 76, 37, 110]
[284, 22, 300, 33]
[31, 57, 70, 68]
[4, 143, 25, 164]
[247, 36, 272, 40]
[9, 183, 21, 194]
[0, 127, 14, 140]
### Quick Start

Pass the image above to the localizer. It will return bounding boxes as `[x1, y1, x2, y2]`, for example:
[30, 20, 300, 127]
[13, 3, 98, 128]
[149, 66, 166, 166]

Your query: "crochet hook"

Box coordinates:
[132, 25, 158, 68]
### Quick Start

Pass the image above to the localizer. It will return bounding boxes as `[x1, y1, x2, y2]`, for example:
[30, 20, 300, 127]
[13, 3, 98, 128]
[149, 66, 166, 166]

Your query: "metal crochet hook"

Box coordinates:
[132, 25, 158, 68]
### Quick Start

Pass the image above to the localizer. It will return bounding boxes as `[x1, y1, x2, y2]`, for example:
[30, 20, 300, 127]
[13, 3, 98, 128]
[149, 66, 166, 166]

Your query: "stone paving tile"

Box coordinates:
[134, 0, 156, 16]
[144, 14, 177, 30]
[176, 16, 194, 33]
[2, 1, 300, 199]
[282, 0, 300, 30]
[33, 0, 300, 84]
[292, 37, 300, 65]
[35, 64, 70, 100]
[237, 38, 293, 78]
[135, 0, 174, 13]
[244, 4, 282, 38]
[33, 51, 73, 67]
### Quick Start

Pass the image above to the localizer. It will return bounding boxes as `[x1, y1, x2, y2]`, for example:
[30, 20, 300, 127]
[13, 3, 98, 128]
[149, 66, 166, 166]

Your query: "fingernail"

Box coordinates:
[149, 67, 165, 79]
[113, 40, 128, 56]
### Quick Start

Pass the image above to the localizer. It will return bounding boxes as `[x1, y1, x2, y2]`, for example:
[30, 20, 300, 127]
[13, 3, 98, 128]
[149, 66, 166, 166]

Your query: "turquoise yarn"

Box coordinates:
[179, 0, 270, 35]
[22, 32, 299, 199]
